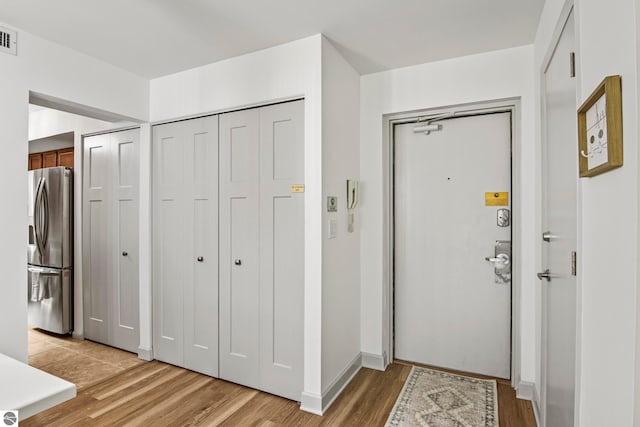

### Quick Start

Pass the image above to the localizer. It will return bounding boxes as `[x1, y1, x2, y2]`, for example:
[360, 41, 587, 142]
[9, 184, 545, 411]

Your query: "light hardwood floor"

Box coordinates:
[25, 329, 536, 426]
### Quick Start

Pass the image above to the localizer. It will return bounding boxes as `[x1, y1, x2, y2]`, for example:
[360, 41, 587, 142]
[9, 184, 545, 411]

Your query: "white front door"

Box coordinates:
[394, 112, 512, 379]
[540, 10, 577, 427]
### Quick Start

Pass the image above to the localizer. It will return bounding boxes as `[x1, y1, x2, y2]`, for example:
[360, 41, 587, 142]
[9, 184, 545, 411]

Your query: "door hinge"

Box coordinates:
[569, 52, 576, 78]
[571, 251, 577, 276]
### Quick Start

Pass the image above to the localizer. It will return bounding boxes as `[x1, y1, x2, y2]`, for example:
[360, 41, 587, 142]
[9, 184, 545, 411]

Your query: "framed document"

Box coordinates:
[577, 75, 623, 177]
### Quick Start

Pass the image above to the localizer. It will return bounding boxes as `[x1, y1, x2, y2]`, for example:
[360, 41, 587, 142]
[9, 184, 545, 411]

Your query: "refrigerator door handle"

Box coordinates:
[34, 177, 44, 255]
[41, 178, 49, 251]
[28, 266, 62, 276]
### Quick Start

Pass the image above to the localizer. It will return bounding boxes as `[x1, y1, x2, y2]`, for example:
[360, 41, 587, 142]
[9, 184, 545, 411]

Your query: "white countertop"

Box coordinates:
[0, 353, 76, 420]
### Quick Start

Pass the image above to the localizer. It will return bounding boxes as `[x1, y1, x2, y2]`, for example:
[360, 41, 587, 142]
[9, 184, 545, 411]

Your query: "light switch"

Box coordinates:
[328, 219, 337, 239]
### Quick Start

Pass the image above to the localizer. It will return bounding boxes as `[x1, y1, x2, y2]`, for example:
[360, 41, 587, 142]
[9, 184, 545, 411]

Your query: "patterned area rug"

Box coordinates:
[385, 366, 498, 427]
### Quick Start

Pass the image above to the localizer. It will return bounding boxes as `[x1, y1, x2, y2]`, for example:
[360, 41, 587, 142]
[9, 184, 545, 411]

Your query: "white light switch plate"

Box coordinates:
[328, 219, 337, 239]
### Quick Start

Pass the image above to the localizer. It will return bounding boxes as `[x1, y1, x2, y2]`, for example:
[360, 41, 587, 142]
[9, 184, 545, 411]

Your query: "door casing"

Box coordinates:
[382, 99, 522, 388]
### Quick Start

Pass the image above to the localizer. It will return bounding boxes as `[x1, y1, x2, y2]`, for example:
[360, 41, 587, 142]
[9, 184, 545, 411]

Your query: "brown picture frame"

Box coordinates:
[577, 75, 623, 177]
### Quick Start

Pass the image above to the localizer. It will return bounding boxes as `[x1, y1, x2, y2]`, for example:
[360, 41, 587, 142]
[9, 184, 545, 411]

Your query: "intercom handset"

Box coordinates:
[347, 180, 359, 232]
[347, 180, 359, 209]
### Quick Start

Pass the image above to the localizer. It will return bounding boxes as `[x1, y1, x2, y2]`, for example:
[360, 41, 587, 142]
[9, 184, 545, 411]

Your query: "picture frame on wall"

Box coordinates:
[577, 75, 623, 177]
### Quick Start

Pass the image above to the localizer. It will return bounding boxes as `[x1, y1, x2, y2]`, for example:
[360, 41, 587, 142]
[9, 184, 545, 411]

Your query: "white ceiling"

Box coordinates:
[0, 0, 544, 79]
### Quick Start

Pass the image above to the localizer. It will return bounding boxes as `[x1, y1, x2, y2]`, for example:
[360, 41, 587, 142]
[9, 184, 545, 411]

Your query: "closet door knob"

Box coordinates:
[122, 251, 128, 257]
[234, 259, 242, 266]
[197, 256, 204, 262]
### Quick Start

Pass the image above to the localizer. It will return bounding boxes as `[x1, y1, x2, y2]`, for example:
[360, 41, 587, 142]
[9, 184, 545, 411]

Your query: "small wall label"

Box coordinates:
[291, 184, 305, 193]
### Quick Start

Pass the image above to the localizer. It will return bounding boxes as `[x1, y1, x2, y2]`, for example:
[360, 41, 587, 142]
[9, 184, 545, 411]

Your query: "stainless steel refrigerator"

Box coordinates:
[28, 166, 73, 334]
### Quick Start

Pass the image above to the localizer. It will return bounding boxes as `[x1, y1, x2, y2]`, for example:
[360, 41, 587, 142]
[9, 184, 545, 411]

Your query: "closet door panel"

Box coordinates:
[258, 101, 305, 400]
[83, 134, 111, 344]
[184, 115, 219, 376]
[152, 123, 185, 365]
[219, 109, 260, 388]
[112, 130, 140, 353]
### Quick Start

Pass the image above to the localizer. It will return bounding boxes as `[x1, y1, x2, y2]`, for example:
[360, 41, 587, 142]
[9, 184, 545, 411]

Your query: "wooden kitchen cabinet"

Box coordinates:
[57, 148, 74, 168]
[28, 147, 74, 170]
[43, 151, 58, 168]
[28, 153, 43, 170]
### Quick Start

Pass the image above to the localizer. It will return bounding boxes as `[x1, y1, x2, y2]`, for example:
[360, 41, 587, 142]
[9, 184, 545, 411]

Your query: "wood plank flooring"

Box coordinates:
[25, 329, 536, 426]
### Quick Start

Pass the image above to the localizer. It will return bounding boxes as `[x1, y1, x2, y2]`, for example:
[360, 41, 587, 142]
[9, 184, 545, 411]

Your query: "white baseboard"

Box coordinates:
[137, 346, 153, 361]
[321, 353, 362, 413]
[300, 352, 363, 416]
[300, 392, 323, 415]
[361, 352, 385, 371]
[516, 380, 535, 400]
[532, 394, 541, 426]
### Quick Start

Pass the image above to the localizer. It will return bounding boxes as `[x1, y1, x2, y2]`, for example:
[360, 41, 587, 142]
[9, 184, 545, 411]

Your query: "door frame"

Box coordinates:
[382, 99, 522, 387]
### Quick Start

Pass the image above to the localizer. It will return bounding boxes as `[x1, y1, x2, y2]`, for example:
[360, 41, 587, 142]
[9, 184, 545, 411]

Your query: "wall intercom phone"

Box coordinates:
[347, 180, 359, 209]
[347, 180, 359, 232]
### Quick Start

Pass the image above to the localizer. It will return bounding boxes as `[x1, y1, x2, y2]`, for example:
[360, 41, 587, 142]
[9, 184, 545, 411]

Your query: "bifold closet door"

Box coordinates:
[219, 108, 261, 388]
[111, 130, 140, 353]
[258, 101, 304, 400]
[83, 129, 139, 354]
[152, 115, 218, 377]
[83, 133, 111, 345]
[219, 100, 304, 401]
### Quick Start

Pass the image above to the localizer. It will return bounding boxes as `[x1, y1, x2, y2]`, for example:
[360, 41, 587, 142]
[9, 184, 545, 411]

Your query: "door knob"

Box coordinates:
[485, 253, 510, 265]
[537, 269, 555, 282]
[197, 256, 204, 262]
[234, 259, 242, 266]
[542, 231, 558, 242]
[122, 251, 128, 257]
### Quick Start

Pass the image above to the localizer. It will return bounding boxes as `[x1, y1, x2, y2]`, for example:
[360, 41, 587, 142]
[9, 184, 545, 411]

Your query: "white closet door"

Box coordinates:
[84, 129, 139, 353]
[152, 116, 219, 376]
[153, 121, 186, 366]
[219, 109, 261, 388]
[111, 129, 140, 353]
[183, 115, 219, 377]
[258, 101, 304, 400]
[83, 134, 111, 344]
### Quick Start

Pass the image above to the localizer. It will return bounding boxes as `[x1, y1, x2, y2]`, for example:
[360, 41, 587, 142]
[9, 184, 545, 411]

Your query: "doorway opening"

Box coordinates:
[383, 100, 522, 386]
[27, 93, 142, 388]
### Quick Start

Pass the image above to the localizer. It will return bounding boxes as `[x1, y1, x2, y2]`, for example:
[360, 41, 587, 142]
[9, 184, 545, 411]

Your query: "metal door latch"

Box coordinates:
[485, 240, 511, 284]
[537, 269, 552, 281]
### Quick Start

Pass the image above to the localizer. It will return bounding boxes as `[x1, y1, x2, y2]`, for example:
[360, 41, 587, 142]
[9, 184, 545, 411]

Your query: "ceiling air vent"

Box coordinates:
[0, 26, 17, 56]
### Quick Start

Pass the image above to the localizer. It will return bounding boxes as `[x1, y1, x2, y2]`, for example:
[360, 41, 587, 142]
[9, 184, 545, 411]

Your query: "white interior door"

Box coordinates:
[152, 116, 219, 377]
[111, 129, 139, 353]
[394, 112, 512, 379]
[540, 10, 577, 427]
[219, 100, 304, 400]
[83, 133, 111, 345]
[219, 108, 261, 389]
[183, 115, 219, 377]
[258, 101, 304, 400]
[153, 120, 185, 366]
[83, 129, 139, 353]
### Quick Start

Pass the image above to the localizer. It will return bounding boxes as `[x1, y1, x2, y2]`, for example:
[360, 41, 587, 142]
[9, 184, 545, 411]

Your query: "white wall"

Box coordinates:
[0, 23, 148, 363]
[149, 35, 325, 404]
[29, 109, 112, 141]
[535, 1, 639, 425]
[575, 0, 638, 424]
[320, 39, 361, 397]
[28, 132, 74, 153]
[359, 46, 537, 385]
